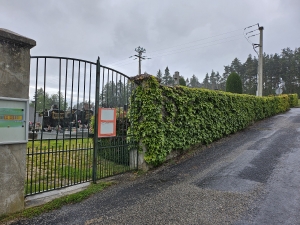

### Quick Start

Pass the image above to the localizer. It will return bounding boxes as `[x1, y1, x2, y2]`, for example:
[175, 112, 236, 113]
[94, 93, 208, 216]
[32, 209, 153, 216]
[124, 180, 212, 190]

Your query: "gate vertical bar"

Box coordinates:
[92, 57, 100, 183]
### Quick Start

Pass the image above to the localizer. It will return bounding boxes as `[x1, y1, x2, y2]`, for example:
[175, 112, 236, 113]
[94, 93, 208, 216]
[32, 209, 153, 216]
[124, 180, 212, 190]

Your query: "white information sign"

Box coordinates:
[0, 97, 29, 144]
[98, 108, 116, 137]
[101, 109, 115, 120]
[100, 122, 114, 134]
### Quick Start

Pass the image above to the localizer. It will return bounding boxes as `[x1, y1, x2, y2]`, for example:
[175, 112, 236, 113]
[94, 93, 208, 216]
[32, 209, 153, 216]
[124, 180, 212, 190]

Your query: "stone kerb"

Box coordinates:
[0, 28, 35, 216]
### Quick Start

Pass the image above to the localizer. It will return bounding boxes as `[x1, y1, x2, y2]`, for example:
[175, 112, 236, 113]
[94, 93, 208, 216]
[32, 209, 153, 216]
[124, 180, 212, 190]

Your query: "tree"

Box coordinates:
[280, 47, 299, 94]
[185, 78, 190, 87]
[263, 53, 281, 96]
[226, 72, 243, 94]
[30, 88, 67, 112]
[189, 74, 200, 87]
[162, 66, 173, 85]
[209, 70, 217, 90]
[49, 92, 68, 110]
[156, 69, 163, 80]
[99, 80, 132, 108]
[219, 65, 232, 91]
[73, 101, 95, 111]
[179, 76, 186, 86]
[231, 58, 244, 78]
[203, 73, 210, 89]
[215, 72, 221, 90]
[243, 54, 258, 95]
[198, 46, 300, 96]
[30, 88, 50, 112]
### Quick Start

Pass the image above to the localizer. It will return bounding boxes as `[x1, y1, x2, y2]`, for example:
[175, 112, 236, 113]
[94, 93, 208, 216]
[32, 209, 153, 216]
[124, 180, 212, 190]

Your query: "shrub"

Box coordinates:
[226, 72, 243, 94]
[288, 94, 298, 107]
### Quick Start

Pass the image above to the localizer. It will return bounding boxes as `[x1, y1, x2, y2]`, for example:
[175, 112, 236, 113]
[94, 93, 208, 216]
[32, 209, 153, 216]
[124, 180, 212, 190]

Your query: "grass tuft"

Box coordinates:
[0, 181, 113, 224]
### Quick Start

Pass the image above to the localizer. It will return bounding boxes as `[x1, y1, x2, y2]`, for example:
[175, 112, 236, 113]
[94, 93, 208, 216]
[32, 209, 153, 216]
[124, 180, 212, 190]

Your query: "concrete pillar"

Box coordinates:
[129, 149, 149, 171]
[0, 29, 36, 216]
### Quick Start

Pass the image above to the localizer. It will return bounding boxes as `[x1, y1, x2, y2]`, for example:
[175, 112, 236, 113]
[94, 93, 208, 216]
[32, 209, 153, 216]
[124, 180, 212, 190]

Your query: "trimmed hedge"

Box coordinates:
[128, 76, 297, 166]
[288, 94, 298, 107]
[226, 72, 243, 94]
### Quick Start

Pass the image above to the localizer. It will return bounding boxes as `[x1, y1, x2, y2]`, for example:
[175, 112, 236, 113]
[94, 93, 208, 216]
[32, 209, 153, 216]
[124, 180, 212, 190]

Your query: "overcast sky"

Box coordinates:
[1, 0, 300, 82]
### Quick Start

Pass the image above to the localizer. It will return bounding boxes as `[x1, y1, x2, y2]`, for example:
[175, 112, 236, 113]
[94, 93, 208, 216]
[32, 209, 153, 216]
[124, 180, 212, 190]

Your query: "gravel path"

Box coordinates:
[8, 108, 300, 225]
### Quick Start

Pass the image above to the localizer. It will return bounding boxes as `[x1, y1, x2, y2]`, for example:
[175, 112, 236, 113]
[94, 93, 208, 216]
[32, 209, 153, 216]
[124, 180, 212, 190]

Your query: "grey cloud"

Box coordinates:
[0, 0, 299, 81]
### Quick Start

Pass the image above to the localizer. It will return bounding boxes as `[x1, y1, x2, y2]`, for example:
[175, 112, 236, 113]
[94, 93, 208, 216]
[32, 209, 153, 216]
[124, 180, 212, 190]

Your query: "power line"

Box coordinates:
[111, 60, 136, 68]
[243, 23, 260, 55]
[106, 27, 244, 66]
[248, 33, 259, 38]
[107, 25, 259, 69]
[150, 37, 244, 58]
[114, 36, 244, 67]
[110, 33, 243, 67]
[148, 34, 243, 57]
[148, 28, 243, 54]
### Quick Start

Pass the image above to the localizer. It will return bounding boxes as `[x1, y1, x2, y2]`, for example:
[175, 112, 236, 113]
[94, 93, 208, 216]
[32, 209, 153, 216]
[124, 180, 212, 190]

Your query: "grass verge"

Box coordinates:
[0, 181, 113, 224]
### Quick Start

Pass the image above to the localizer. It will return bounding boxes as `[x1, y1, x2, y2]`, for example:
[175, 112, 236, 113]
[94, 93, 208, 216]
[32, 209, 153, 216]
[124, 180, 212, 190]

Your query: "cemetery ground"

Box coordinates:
[2, 108, 300, 224]
[25, 138, 128, 195]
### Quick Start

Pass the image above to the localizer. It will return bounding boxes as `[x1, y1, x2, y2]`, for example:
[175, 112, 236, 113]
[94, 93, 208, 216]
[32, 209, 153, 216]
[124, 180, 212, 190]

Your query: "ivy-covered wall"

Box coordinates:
[128, 75, 298, 166]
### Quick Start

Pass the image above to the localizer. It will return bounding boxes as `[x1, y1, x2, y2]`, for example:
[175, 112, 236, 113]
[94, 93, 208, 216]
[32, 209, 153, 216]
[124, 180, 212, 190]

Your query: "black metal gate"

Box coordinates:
[26, 56, 137, 196]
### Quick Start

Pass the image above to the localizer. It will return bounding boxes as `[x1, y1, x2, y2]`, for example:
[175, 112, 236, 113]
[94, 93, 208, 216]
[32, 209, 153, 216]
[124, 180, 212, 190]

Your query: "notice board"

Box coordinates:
[0, 97, 28, 144]
[98, 108, 116, 137]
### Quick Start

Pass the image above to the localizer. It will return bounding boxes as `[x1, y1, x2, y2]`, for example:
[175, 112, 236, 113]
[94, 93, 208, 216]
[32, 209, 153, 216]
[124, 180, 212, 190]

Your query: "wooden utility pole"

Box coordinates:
[130, 46, 150, 75]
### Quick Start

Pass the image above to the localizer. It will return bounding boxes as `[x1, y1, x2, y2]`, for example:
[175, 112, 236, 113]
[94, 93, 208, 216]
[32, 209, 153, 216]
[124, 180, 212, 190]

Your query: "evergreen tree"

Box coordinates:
[230, 58, 245, 91]
[99, 80, 131, 107]
[219, 65, 232, 91]
[281, 47, 299, 94]
[231, 58, 244, 75]
[203, 73, 210, 89]
[49, 92, 68, 110]
[226, 72, 243, 94]
[294, 47, 300, 93]
[183, 46, 300, 96]
[243, 54, 258, 95]
[185, 78, 190, 87]
[215, 72, 221, 90]
[156, 69, 162, 80]
[74, 101, 95, 111]
[190, 74, 200, 87]
[179, 76, 186, 86]
[162, 66, 173, 85]
[209, 70, 217, 90]
[263, 53, 280, 95]
[30, 88, 67, 112]
[272, 53, 282, 90]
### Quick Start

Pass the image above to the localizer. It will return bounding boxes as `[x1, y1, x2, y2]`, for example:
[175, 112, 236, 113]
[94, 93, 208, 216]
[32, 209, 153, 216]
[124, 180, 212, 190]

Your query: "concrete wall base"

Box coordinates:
[0, 144, 26, 215]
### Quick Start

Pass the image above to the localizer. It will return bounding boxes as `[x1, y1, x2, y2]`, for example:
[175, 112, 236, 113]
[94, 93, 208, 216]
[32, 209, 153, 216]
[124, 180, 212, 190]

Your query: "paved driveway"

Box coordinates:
[11, 108, 300, 225]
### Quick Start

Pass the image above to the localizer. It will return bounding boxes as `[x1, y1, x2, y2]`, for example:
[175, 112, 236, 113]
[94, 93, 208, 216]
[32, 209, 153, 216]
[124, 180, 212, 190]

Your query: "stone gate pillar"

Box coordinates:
[0, 29, 36, 216]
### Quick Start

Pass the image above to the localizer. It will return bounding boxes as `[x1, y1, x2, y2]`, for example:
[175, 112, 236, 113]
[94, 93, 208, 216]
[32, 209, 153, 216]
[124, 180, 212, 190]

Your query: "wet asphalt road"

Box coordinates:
[9, 108, 300, 225]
